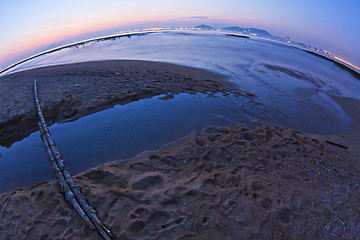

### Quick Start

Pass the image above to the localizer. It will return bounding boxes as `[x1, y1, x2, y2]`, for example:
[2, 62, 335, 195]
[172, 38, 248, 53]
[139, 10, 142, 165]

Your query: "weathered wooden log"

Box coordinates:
[34, 80, 115, 240]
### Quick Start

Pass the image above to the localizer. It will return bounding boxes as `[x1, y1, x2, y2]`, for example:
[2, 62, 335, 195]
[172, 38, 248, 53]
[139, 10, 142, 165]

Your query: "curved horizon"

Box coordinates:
[0, 0, 359, 71]
[0, 31, 153, 75]
[1, 28, 359, 78]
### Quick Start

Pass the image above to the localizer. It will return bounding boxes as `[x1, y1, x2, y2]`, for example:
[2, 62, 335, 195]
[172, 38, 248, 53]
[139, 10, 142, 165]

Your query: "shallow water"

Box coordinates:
[5, 31, 360, 98]
[0, 93, 257, 192]
[1, 30, 359, 193]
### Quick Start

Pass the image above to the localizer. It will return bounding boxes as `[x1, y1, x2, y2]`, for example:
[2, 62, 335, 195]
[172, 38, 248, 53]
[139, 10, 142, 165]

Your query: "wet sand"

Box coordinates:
[306, 94, 360, 159]
[1, 60, 360, 239]
[1, 123, 360, 239]
[0, 60, 250, 147]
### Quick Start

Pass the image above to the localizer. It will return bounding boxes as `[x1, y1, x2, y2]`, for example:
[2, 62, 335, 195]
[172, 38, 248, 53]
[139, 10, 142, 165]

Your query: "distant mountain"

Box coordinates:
[193, 25, 274, 38]
[222, 26, 273, 38]
[195, 24, 214, 30]
[222, 27, 244, 32]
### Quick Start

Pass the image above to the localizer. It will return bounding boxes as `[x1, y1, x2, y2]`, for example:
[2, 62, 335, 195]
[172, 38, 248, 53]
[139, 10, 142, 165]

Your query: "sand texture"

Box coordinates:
[1, 123, 359, 239]
[1, 60, 360, 239]
[0, 60, 253, 147]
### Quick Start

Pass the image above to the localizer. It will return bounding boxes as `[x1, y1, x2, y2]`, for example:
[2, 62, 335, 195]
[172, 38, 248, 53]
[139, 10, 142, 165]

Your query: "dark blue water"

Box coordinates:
[0, 93, 259, 192]
[0, 30, 359, 193]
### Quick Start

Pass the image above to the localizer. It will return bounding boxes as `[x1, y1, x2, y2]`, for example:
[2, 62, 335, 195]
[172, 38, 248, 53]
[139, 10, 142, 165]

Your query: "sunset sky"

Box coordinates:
[1, 0, 359, 69]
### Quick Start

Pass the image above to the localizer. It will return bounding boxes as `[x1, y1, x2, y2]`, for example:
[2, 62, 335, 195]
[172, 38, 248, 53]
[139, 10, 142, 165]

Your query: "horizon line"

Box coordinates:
[1, 27, 358, 77]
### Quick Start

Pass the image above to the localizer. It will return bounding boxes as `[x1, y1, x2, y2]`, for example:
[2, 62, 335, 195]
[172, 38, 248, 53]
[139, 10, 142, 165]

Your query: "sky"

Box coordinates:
[0, 0, 359, 70]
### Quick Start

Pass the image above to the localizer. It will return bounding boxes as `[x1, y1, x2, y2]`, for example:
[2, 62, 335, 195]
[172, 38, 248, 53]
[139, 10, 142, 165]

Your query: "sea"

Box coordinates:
[0, 30, 359, 193]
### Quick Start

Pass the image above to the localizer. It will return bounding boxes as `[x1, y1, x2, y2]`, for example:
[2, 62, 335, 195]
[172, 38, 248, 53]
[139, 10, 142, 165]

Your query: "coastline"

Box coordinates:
[306, 94, 360, 160]
[0, 32, 153, 75]
[0, 60, 250, 148]
[301, 49, 360, 79]
[2, 30, 359, 81]
[1, 122, 359, 239]
[1, 60, 360, 238]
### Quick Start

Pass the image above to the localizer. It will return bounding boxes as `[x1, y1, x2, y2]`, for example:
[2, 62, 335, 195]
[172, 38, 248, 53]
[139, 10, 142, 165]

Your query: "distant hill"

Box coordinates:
[222, 27, 244, 32]
[222, 26, 273, 38]
[193, 25, 274, 38]
[195, 24, 214, 30]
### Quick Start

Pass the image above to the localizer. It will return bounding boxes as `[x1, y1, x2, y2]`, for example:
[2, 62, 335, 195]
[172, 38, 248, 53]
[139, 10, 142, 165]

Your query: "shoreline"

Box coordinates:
[305, 94, 360, 159]
[0, 32, 153, 75]
[2, 30, 359, 80]
[1, 60, 360, 238]
[0, 60, 251, 148]
[1, 122, 359, 239]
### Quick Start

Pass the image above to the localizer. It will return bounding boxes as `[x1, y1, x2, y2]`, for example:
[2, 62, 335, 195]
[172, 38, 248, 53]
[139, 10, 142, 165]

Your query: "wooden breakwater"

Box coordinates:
[0, 32, 152, 75]
[34, 80, 115, 240]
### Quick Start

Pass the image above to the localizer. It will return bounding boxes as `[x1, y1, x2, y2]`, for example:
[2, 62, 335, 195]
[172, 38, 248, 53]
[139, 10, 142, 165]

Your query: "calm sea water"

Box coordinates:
[0, 30, 359, 193]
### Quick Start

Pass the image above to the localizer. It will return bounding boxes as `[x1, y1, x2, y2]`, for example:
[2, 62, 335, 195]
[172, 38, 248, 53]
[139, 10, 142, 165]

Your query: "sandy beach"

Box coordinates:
[1, 60, 360, 239]
[0, 60, 250, 148]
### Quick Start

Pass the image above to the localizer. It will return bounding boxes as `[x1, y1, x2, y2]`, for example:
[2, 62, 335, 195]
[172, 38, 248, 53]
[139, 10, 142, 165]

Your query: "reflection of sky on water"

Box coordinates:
[0, 31, 359, 193]
[0, 93, 256, 192]
[7, 31, 360, 99]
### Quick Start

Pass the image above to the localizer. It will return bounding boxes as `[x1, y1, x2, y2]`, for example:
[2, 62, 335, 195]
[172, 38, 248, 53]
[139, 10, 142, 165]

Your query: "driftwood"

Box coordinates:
[325, 140, 348, 149]
[34, 80, 115, 240]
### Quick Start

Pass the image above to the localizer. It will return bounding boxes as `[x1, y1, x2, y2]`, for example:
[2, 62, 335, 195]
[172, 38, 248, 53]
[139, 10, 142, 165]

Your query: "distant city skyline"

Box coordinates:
[1, 0, 359, 69]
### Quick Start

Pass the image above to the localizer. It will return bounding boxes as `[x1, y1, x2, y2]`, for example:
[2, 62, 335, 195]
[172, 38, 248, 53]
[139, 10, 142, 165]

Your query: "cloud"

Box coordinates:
[182, 16, 208, 20]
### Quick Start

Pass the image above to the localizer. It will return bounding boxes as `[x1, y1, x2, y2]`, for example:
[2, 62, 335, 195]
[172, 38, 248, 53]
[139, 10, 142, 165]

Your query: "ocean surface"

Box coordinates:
[0, 30, 359, 193]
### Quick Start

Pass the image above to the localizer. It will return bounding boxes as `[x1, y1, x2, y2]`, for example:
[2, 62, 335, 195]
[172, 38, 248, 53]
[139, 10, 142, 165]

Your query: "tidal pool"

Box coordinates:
[0, 30, 359, 192]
